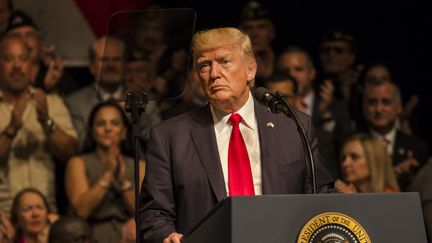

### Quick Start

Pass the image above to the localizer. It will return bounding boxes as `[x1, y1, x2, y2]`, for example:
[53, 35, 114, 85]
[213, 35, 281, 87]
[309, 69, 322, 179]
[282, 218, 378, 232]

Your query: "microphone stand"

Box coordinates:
[272, 92, 317, 194]
[125, 91, 148, 243]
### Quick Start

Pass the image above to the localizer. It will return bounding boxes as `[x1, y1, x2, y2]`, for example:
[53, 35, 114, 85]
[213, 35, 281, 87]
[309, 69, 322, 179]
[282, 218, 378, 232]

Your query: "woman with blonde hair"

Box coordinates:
[336, 133, 399, 193]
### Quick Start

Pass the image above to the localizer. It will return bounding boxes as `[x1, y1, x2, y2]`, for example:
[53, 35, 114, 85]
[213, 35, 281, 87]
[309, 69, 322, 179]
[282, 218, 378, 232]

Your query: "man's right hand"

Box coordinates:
[163, 232, 183, 243]
[9, 92, 29, 131]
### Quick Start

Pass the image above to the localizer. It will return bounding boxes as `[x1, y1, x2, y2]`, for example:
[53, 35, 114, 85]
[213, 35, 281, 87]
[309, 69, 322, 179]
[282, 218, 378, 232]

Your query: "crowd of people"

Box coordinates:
[0, 0, 431, 242]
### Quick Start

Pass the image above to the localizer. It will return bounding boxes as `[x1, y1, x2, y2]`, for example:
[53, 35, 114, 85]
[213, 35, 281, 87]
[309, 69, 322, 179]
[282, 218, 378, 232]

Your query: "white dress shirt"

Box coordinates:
[371, 126, 397, 155]
[211, 92, 262, 195]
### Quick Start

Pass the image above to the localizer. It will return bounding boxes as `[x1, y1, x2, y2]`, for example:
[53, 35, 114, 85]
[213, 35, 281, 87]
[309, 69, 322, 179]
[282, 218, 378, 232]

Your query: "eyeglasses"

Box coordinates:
[320, 46, 350, 55]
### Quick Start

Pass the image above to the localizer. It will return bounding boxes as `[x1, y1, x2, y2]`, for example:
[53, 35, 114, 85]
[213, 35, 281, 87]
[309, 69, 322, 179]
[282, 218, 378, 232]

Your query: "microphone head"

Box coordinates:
[253, 87, 272, 106]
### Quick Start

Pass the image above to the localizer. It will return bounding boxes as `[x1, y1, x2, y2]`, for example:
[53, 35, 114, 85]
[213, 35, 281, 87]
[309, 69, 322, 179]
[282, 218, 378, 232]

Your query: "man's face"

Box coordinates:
[277, 52, 315, 96]
[320, 40, 355, 75]
[195, 46, 256, 112]
[363, 82, 402, 132]
[239, 19, 274, 52]
[7, 26, 41, 62]
[90, 39, 125, 86]
[0, 38, 31, 94]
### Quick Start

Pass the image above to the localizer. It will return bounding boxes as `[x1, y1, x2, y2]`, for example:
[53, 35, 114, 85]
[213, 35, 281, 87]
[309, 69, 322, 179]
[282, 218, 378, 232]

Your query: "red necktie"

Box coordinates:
[228, 113, 255, 196]
[300, 100, 308, 109]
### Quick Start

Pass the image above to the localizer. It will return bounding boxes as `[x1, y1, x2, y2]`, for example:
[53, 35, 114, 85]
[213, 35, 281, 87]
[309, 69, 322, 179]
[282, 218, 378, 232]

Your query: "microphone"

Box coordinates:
[253, 87, 317, 194]
[253, 87, 290, 115]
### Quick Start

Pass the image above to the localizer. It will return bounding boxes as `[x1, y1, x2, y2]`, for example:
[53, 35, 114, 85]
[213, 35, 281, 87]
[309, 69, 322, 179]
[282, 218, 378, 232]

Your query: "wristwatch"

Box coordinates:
[43, 118, 56, 134]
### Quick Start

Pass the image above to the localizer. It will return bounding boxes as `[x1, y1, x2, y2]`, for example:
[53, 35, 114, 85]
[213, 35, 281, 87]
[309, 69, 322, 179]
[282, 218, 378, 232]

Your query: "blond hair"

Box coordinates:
[343, 134, 400, 192]
[192, 27, 256, 87]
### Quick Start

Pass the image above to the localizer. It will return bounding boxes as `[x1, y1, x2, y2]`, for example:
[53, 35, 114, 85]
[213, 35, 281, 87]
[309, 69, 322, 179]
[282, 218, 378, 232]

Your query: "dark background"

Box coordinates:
[155, 0, 432, 145]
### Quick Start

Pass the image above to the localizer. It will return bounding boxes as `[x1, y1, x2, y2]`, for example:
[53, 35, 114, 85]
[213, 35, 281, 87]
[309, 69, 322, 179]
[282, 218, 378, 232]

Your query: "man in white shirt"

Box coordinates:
[0, 36, 78, 214]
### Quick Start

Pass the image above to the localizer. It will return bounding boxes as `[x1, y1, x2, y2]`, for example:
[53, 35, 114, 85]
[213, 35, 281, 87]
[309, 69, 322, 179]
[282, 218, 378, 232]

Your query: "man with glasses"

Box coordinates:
[64, 36, 127, 150]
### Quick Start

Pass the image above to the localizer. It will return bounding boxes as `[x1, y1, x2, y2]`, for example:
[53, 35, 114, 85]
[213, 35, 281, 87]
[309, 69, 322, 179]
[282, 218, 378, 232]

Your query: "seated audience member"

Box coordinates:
[48, 215, 91, 243]
[10, 188, 59, 243]
[3, 10, 77, 95]
[335, 134, 400, 193]
[65, 102, 145, 243]
[0, 210, 14, 243]
[264, 71, 298, 108]
[361, 79, 429, 190]
[0, 35, 78, 214]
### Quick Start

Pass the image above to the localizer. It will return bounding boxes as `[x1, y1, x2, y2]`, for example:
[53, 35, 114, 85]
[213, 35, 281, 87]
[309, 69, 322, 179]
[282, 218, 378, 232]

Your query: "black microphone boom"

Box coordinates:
[253, 87, 317, 194]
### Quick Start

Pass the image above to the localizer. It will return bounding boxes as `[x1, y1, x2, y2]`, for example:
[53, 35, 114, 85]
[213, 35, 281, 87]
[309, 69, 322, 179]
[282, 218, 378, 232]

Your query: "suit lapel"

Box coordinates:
[255, 101, 279, 194]
[190, 105, 227, 201]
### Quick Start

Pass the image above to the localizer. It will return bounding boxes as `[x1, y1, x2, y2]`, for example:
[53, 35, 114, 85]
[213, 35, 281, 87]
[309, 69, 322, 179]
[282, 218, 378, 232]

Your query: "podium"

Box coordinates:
[183, 193, 427, 243]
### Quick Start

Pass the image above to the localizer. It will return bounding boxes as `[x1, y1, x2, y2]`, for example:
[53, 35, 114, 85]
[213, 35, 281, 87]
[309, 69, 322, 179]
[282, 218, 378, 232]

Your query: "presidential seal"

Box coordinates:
[297, 212, 371, 243]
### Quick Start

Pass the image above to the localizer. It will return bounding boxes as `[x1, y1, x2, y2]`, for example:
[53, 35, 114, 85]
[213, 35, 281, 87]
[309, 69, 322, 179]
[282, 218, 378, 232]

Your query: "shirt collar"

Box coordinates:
[302, 91, 314, 115]
[370, 125, 397, 145]
[96, 84, 125, 101]
[211, 91, 256, 134]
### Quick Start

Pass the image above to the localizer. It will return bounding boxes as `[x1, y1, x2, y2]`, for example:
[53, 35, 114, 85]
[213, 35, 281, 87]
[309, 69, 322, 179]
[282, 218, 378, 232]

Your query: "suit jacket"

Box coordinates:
[311, 94, 353, 179]
[392, 130, 429, 190]
[393, 130, 429, 167]
[139, 98, 335, 243]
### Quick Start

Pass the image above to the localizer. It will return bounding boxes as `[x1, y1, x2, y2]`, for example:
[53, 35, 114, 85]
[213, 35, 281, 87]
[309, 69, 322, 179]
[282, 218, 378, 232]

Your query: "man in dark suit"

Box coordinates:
[139, 27, 335, 243]
[362, 79, 429, 190]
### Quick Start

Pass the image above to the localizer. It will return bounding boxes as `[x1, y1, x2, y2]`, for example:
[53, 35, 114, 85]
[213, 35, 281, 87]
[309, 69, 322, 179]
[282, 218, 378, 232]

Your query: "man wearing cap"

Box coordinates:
[238, 1, 276, 87]
[0, 35, 78, 214]
[3, 9, 77, 95]
[319, 30, 362, 105]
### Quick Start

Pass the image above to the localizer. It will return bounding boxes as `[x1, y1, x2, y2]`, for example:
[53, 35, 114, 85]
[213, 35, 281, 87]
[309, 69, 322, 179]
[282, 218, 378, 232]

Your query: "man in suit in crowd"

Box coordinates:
[139, 27, 335, 243]
[362, 79, 429, 190]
